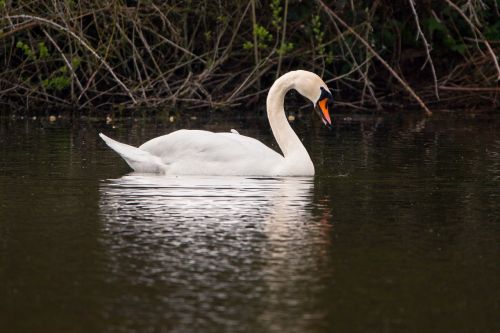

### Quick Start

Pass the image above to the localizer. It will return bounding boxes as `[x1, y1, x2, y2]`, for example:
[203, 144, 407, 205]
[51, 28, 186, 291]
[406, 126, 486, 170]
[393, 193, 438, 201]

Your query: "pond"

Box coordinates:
[0, 111, 499, 332]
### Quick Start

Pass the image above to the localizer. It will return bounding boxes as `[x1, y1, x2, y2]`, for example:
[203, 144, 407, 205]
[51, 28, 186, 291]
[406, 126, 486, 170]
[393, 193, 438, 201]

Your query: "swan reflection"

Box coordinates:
[99, 174, 314, 223]
[98, 174, 332, 332]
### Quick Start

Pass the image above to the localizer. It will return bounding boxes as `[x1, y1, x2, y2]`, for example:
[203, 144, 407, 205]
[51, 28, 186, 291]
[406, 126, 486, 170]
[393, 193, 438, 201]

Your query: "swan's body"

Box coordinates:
[100, 70, 332, 176]
[100, 129, 292, 175]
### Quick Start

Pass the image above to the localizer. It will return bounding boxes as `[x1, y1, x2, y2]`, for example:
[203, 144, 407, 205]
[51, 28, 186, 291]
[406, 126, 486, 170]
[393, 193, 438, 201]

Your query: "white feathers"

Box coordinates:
[100, 70, 329, 176]
[99, 133, 166, 173]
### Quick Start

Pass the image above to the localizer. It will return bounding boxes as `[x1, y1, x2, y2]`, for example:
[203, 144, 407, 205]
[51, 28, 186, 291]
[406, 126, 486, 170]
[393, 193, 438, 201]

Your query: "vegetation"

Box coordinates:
[0, 0, 499, 113]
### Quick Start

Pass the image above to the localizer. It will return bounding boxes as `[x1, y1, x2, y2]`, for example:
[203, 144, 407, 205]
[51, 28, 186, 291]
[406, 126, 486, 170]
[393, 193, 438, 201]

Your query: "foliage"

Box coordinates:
[311, 14, 332, 64]
[244, 24, 273, 50]
[270, 0, 283, 30]
[0, 0, 498, 111]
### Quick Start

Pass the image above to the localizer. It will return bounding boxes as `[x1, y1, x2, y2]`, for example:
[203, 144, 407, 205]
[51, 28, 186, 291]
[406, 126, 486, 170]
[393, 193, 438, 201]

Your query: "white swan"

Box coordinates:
[99, 70, 332, 176]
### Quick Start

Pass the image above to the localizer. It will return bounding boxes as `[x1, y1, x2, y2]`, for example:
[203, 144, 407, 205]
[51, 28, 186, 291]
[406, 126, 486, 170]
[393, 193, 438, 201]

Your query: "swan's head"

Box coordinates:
[292, 70, 333, 128]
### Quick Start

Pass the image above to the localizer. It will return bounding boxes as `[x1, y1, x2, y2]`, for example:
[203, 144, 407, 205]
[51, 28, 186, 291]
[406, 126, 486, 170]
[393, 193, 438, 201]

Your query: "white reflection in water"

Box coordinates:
[99, 174, 332, 332]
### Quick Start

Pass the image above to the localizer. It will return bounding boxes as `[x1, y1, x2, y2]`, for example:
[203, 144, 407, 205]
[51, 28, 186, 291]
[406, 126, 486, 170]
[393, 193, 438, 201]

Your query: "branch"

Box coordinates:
[408, 0, 440, 99]
[42, 29, 85, 95]
[439, 85, 500, 92]
[316, 0, 432, 116]
[6, 14, 137, 104]
[444, 0, 500, 81]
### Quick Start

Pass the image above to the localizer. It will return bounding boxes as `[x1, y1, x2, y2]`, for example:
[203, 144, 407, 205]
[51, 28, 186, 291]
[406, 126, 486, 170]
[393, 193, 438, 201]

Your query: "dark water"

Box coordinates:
[0, 111, 499, 333]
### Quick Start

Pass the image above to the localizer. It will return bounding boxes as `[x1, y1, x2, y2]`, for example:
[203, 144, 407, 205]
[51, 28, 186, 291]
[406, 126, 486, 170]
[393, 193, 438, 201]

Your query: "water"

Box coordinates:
[0, 112, 499, 332]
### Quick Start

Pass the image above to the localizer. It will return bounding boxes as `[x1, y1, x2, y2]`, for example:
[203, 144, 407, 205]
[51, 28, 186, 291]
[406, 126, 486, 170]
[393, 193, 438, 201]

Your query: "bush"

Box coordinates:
[0, 0, 498, 112]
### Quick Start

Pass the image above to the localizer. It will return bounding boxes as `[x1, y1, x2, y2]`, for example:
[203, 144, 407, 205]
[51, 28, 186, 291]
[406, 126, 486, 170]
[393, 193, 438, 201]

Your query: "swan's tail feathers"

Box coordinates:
[99, 133, 166, 173]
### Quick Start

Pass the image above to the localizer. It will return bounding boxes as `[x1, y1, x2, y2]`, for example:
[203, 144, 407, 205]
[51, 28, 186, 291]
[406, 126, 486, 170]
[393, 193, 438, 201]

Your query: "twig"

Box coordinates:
[0, 21, 38, 39]
[326, 55, 374, 83]
[408, 0, 440, 99]
[42, 28, 85, 95]
[6, 14, 137, 103]
[327, 14, 381, 109]
[444, 0, 500, 81]
[439, 85, 500, 92]
[317, 0, 432, 116]
[250, 0, 260, 90]
[276, 0, 289, 78]
[227, 51, 276, 102]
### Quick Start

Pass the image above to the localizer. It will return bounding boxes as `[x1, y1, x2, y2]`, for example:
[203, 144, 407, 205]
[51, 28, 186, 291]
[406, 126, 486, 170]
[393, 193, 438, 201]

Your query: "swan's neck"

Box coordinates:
[267, 73, 313, 171]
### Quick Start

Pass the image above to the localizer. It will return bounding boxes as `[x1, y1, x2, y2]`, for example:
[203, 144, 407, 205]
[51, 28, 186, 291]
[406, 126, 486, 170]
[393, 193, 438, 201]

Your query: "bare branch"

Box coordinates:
[317, 0, 433, 116]
[444, 0, 500, 81]
[6, 14, 137, 103]
[408, 0, 440, 99]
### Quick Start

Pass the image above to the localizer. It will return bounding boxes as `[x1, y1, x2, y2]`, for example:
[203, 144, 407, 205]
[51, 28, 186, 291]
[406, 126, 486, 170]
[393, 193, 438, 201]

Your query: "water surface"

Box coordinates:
[0, 112, 499, 332]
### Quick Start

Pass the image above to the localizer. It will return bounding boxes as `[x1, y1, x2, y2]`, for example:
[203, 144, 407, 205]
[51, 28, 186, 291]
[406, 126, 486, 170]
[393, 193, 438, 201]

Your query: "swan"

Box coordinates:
[99, 70, 332, 176]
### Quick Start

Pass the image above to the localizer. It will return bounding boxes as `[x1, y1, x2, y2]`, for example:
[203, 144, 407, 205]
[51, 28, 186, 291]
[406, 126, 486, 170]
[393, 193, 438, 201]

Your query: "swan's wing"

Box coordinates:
[139, 130, 284, 175]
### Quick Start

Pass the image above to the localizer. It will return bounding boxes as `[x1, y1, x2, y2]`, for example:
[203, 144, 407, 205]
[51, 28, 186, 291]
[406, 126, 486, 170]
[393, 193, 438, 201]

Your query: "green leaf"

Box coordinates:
[278, 42, 294, 55]
[427, 17, 446, 37]
[38, 42, 49, 59]
[243, 41, 253, 50]
[71, 57, 81, 69]
[485, 21, 500, 40]
[451, 43, 466, 55]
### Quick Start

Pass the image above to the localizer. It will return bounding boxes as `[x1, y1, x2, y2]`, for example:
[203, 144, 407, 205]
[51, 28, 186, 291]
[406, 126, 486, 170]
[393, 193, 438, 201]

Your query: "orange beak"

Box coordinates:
[318, 98, 332, 126]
